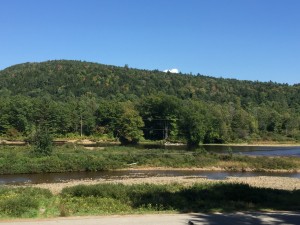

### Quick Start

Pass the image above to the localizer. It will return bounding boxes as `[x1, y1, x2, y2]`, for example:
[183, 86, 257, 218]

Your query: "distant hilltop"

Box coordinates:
[0, 60, 299, 107]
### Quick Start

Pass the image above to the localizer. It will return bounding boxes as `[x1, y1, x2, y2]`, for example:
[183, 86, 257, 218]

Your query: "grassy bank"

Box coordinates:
[1, 183, 300, 218]
[60, 183, 300, 215]
[0, 187, 53, 218]
[0, 145, 300, 174]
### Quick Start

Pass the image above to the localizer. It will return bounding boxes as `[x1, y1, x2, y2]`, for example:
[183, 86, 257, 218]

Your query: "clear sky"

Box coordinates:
[0, 0, 299, 84]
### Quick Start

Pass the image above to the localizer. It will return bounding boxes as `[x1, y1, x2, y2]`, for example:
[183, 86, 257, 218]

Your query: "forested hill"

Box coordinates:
[1, 60, 300, 144]
[0, 60, 299, 108]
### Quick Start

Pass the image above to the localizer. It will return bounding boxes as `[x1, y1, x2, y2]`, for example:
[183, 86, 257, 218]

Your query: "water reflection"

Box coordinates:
[90, 143, 300, 157]
[0, 169, 299, 185]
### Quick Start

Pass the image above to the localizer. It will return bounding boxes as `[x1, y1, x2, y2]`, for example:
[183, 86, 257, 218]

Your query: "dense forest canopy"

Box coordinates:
[0, 60, 300, 144]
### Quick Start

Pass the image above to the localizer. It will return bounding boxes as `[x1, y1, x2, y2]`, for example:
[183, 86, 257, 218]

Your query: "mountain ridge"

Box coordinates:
[0, 60, 299, 108]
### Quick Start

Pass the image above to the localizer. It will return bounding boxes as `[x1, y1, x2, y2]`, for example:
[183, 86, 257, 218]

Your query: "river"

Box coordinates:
[82, 142, 300, 156]
[1, 169, 300, 186]
[133, 144, 300, 156]
[202, 145, 300, 156]
[1, 144, 300, 185]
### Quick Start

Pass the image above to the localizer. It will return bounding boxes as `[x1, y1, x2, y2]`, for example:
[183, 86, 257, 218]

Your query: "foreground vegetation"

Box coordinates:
[0, 183, 299, 218]
[1, 60, 300, 145]
[0, 187, 52, 218]
[0, 145, 299, 174]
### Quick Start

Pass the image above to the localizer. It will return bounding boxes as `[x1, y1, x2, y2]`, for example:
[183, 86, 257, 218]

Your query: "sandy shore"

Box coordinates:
[1, 139, 300, 147]
[118, 166, 300, 173]
[15, 175, 300, 195]
[203, 143, 300, 147]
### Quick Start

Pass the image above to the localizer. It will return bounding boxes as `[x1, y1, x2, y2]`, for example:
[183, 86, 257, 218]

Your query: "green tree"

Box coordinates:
[95, 101, 144, 144]
[179, 100, 209, 146]
[95, 100, 121, 138]
[31, 127, 53, 156]
[138, 94, 180, 140]
[115, 102, 144, 144]
[77, 95, 97, 136]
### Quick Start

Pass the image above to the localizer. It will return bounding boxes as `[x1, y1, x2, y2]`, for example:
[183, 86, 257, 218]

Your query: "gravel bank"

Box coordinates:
[16, 175, 300, 194]
[226, 176, 300, 190]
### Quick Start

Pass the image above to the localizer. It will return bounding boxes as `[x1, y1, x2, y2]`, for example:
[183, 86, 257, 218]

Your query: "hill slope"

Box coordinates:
[0, 60, 299, 108]
[0, 60, 300, 143]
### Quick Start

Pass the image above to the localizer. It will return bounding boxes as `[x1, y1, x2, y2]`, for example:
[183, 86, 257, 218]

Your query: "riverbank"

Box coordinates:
[1, 138, 300, 147]
[204, 142, 300, 147]
[0, 145, 300, 175]
[0, 176, 300, 218]
[118, 166, 300, 173]
[1, 175, 300, 218]
[17, 174, 300, 194]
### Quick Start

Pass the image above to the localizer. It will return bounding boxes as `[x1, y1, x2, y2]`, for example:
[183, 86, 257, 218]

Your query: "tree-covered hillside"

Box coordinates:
[0, 60, 300, 144]
[0, 60, 299, 107]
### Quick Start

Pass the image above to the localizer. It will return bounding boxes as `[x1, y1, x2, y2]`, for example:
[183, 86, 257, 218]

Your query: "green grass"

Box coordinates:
[0, 187, 53, 218]
[60, 183, 300, 214]
[0, 183, 299, 218]
[0, 145, 299, 174]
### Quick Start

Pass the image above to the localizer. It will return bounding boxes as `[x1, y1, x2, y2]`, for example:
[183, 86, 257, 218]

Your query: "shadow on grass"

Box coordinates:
[61, 183, 300, 213]
[130, 183, 300, 212]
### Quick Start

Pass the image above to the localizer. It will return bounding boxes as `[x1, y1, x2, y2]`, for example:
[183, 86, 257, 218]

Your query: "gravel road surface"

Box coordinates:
[1, 212, 299, 225]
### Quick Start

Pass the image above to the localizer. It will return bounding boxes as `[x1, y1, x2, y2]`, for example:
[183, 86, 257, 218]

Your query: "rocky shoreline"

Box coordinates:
[14, 175, 300, 194]
[1, 139, 300, 147]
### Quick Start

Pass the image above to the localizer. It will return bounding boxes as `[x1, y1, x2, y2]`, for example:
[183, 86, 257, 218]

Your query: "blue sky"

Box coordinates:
[0, 0, 299, 84]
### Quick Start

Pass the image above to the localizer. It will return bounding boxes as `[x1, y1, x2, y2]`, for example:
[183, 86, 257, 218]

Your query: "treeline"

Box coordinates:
[0, 94, 300, 145]
[0, 60, 300, 144]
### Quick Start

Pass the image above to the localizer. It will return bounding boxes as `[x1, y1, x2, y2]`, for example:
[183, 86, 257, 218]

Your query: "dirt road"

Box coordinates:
[1, 212, 299, 225]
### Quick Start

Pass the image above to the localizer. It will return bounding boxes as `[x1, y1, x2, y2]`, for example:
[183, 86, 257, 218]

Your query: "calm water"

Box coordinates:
[203, 145, 300, 157]
[0, 169, 299, 185]
[84, 142, 300, 156]
[135, 144, 300, 157]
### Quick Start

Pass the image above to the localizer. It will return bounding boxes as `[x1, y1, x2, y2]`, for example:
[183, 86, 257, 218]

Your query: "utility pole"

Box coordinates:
[80, 114, 83, 137]
[164, 120, 168, 140]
